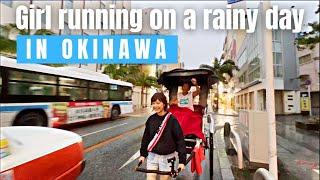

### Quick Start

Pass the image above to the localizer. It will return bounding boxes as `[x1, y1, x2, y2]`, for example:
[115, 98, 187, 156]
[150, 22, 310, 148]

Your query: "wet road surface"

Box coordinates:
[66, 112, 217, 180]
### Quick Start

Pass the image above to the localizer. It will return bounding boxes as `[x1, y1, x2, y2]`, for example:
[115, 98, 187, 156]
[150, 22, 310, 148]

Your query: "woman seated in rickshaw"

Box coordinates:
[169, 78, 200, 111]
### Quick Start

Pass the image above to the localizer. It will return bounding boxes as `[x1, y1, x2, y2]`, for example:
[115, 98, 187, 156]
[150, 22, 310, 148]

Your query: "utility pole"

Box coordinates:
[262, 1, 278, 179]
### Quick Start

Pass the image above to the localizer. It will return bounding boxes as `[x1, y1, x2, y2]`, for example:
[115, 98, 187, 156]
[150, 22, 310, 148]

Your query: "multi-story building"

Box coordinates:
[298, 43, 320, 115]
[224, 2, 300, 115]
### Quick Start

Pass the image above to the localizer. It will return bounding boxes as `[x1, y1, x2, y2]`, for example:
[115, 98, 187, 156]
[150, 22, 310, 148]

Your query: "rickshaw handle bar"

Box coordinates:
[135, 152, 194, 177]
[135, 161, 182, 177]
[186, 151, 195, 164]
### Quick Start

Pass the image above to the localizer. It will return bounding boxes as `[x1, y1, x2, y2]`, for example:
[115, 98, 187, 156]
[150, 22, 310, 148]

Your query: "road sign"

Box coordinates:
[300, 92, 311, 112]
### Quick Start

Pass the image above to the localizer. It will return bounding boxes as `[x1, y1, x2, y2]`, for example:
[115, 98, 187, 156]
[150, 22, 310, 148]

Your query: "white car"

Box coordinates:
[0, 127, 85, 180]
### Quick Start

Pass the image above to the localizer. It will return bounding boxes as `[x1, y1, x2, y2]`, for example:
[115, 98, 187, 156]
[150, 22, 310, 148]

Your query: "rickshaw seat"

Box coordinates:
[168, 105, 205, 141]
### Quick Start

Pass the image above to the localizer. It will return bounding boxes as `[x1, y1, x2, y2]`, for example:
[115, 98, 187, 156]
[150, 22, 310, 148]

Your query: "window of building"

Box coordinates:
[248, 57, 261, 82]
[272, 30, 281, 42]
[65, 0, 73, 9]
[1, 0, 12, 7]
[239, 71, 247, 84]
[63, 22, 71, 35]
[273, 52, 283, 77]
[272, 42, 282, 53]
[299, 54, 312, 64]
[237, 49, 247, 68]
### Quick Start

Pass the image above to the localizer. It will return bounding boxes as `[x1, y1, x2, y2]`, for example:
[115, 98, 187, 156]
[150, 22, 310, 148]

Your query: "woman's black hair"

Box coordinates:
[182, 79, 192, 87]
[151, 92, 168, 111]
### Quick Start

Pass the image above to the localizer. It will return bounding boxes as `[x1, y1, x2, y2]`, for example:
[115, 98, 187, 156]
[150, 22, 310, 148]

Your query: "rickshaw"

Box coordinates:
[136, 68, 218, 179]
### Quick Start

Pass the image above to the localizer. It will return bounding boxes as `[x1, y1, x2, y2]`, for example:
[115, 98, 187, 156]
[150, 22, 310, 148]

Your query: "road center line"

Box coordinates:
[84, 124, 145, 153]
[81, 123, 128, 137]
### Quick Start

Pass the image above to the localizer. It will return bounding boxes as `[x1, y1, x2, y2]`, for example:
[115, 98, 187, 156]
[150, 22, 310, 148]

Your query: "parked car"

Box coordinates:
[0, 126, 85, 180]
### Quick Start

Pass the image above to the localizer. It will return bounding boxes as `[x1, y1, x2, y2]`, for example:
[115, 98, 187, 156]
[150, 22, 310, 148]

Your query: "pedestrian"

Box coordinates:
[170, 78, 200, 111]
[139, 92, 186, 180]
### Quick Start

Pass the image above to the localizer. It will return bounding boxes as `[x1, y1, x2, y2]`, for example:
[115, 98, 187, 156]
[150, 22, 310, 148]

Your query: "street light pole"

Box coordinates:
[262, 1, 278, 179]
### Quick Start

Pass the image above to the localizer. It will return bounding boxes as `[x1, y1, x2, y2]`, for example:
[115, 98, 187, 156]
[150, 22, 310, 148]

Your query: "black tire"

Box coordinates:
[13, 111, 47, 126]
[111, 106, 120, 120]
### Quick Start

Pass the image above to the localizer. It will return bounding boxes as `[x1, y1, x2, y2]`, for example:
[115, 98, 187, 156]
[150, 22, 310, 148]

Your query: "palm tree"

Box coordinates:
[295, 5, 320, 50]
[135, 73, 159, 107]
[0, 23, 54, 56]
[103, 65, 160, 107]
[103, 64, 140, 81]
[0, 36, 16, 56]
[34, 29, 55, 35]
[1, 23, 29, 37]
[200, 57, 239, 111]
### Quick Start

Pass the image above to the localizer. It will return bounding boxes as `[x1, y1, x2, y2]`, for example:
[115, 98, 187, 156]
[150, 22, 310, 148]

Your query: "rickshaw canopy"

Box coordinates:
[157, 68, 218, 107]
[157, 68, 218, 88]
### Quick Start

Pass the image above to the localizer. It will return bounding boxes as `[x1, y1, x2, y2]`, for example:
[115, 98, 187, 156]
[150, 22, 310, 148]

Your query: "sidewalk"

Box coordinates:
[208, 106, 235, 179]
[125, 107, 153, 117]
[213, 125, 235, 180]
[276, 115, 319, 179]
[213, 112, 320, 179]
[216, 109, 238, 117]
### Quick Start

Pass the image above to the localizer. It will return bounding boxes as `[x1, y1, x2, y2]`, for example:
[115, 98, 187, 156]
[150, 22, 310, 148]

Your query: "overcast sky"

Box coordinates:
[133, 1, 319, 69]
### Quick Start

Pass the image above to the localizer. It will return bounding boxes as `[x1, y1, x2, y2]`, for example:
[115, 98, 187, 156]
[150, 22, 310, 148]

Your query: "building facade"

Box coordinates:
[298, 43, 320, 115]
[224, 2, 301, 114]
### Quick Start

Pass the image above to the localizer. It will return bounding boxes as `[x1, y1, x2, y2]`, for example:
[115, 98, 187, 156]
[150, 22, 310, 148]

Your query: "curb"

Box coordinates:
[215, 129, 235, 180]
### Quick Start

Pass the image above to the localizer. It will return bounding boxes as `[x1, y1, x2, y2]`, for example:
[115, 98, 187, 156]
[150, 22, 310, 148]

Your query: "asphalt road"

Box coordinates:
[67, 113, 215, 180]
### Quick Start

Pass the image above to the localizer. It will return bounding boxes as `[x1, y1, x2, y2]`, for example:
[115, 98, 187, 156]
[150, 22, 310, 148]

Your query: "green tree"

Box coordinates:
[1, 23, 29, 37]
[0, 36, 16, 56]
[200, 58, 239, 111]
[103, 64, 140, 82]
[296, 5, 320, 50]
[103, 64, 160, 107]
[34, 29, 55, 35]
[0, 23, 54, 56]
[135, 73, 159, 107]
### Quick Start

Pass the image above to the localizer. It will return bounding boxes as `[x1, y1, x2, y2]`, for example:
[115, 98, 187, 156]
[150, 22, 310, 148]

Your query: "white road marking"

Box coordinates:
[118, 150, 140, 170]
[81, 123, 128, 137]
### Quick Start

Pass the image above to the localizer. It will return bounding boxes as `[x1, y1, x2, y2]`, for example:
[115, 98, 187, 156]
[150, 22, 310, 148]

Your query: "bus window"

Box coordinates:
[59, 77, 87, 87]
[59, 86, 87, 101]
[9, 70, 57, 84]
[8, 82, 57, 95]
[89, 82, 108, 89]
[110, 85, 118, 90]
[108, 86, 132, 101]
[89, 89, 108, 100]
[123, 87, 132, 100]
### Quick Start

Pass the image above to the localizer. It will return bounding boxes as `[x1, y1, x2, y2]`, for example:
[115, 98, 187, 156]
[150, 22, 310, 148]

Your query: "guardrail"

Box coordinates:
[224, 122, 243, 169]
[253, 168, 275, 180]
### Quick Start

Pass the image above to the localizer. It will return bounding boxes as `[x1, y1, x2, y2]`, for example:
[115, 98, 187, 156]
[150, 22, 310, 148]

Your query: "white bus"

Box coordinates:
[0, 56, 133, 127]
